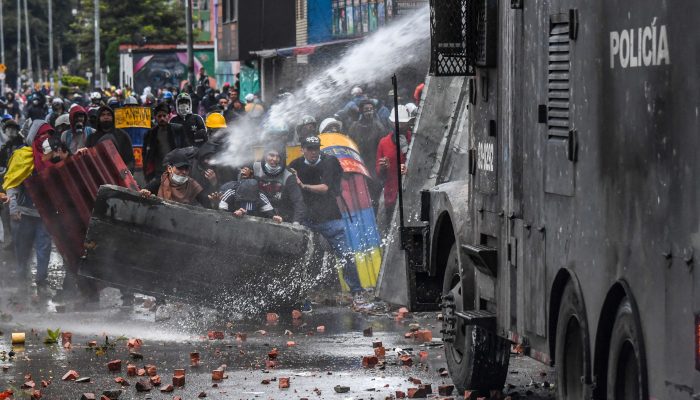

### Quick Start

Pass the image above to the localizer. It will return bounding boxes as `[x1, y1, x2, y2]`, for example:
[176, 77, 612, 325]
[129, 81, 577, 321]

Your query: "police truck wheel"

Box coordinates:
[606, 298, 648, 400]
[442, 243, 474, 394]
[555, 282, 588, 400]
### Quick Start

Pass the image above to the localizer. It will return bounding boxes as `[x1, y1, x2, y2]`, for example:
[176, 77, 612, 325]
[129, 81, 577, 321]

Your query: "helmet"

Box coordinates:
[389, 105, 412, 123]
[90, 92, 102, 101]
[115, 89, 123, 96]
[299, 115, 316, 127]
[1, 114, 13, 121]
[55, 113, 70, 128]
[205, 112, 227, 129]
[51, 97, 64, 106]
[162, 91, 173, 100]
[319, 118, 342, 133]
[244, 93, 255, 103]
[351, 86, 363, 96]
[107, 97, 119, 107]
[124, 96, 138, 105]
[176, 92, 191, 104]
[405, 102, 418, 117]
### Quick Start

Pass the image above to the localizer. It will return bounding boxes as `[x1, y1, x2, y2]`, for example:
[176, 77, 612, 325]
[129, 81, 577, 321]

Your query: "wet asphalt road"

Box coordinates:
[0, 287, 556, 400]
[0, 248, 555, 399]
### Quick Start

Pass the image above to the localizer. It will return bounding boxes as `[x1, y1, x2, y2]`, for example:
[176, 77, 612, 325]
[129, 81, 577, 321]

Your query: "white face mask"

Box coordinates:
[170, 172, 189, 185]
[177, 103, 191, 116]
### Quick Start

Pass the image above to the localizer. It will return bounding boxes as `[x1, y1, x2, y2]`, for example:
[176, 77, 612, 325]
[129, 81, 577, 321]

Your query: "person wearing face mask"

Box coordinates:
[288, 136, 365, 302]
[348, 99, 389, 208]
[46, 98, 67, 128]
[143, 103, 191, 182]
[2, 127, 59, 292]
[85, 105, 135, 171]
[348, 99, 388, 177]
[169, 93, 207, 147]
[0, 120, 24, 176]
[0, 120, 22, 248]
[376, 105, 412, 227]
[60, 105, 95, 155]
[25, 92, 48, 121]
[252, 146, 307, 223]
[139, 149, 211, 207]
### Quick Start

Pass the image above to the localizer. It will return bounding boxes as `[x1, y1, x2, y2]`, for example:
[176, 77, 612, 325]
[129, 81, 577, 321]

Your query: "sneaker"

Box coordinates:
[352, 292, 366, 306]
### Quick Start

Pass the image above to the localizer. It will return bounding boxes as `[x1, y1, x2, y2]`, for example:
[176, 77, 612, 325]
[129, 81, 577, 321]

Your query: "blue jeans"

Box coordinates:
[12, 215, 52, 283]
[308, 219, 363, 294]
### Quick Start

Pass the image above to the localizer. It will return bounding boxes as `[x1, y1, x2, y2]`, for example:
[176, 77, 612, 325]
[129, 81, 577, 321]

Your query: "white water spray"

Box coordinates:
[214, 6, 430, 167]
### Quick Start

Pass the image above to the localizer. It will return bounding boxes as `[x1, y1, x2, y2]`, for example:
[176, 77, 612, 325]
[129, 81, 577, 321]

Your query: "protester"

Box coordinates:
[376, 105, 411, 226]
[170, 93, 207, 147]
[85, 105, 135, 171]
[214, 171, 281, 222]
[3, 91, 21, 122]
[319, 118, 343, 134]
[46, 97, 67, 127]
[61, 105, 94, 155]
[228, 88, 246, 119]
[2, 125, 60, 292]
[288, 136, 364, 301]
[140, 149, 210, 207]
[205, 112, 227, 137]
[54, 113, 71, 137]
[253, 145, 307, 223]
[0, 120, 24, 174]
[143, 103, 191, 182]
[25, 92, 47, 121]
[296, 115, 318, 142]
[348, 99, 387, 170]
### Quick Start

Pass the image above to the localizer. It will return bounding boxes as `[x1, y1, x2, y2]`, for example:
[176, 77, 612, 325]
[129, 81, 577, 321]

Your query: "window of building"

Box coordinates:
[223, 0, 238, 23]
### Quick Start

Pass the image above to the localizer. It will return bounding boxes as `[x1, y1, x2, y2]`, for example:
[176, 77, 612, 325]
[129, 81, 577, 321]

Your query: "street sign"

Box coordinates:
[0, 64, 6, 73]
[0, 73, 6, 80]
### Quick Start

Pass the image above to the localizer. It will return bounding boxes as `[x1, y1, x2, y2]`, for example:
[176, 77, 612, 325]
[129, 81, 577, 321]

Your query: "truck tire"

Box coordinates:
[442, 243, 510, 393]
[442, 243, 475, 394]
[555, 282, 589, 400]
[606, 298, 648, 400]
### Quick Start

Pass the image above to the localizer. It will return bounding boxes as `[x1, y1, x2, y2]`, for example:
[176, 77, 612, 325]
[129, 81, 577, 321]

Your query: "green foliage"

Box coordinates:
[43, 328, 61, 344]
[69, 0, 187, 79]
[61, 75, 90, 89]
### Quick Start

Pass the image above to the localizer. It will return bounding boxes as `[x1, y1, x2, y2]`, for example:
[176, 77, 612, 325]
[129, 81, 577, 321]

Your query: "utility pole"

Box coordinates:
[185, 0, 194, 85]
[23, 0, 31, 86]
[94, 0, 100, 89]
[0, 0, 5, 96]
[15, 0, 19, 91]
[48, 0, 53, 72]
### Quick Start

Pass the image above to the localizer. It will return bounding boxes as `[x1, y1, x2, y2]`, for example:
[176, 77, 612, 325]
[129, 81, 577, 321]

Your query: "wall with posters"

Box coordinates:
[332, 0, 393, 38]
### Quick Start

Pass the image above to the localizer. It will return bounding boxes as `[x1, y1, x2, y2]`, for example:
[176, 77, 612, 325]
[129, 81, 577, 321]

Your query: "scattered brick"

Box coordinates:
[278, 377, 290, 389]
[362, 355, 379, 368]
[107, 360, 121, 372]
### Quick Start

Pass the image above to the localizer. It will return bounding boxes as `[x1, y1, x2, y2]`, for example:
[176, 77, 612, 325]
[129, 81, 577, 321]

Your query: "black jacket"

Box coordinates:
[85, 105, 135, 171]
[170, 113, 207, 147]
[143, 123, 191, 181]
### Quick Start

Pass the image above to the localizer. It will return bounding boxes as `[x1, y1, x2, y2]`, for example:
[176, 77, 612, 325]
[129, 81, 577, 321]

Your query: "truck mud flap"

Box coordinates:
[80, 185, 330, 314]
[469, 325, 511, 391]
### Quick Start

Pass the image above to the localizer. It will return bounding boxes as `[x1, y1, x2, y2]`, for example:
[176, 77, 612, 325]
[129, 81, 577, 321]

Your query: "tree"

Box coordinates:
[68, 0, 186, 85]
[1, 0, 78, 89]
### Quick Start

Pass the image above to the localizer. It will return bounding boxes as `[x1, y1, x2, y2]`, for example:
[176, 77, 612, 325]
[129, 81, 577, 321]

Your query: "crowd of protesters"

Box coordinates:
[0, 69, 422, 309]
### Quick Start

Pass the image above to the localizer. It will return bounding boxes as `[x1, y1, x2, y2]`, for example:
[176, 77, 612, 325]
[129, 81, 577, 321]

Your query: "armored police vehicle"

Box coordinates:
[378, 1, 697, 399]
